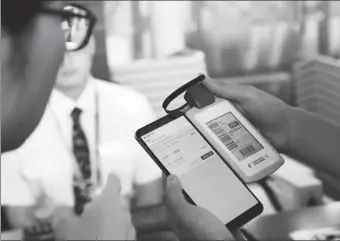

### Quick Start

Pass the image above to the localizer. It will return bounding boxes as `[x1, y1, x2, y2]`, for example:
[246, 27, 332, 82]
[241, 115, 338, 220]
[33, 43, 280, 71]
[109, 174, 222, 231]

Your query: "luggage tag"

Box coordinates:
[162, 74, 284, 183]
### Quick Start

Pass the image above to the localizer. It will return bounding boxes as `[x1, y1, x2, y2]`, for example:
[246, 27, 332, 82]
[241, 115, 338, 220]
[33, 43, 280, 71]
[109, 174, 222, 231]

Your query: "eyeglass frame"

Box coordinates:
[39, 3, 97, 52]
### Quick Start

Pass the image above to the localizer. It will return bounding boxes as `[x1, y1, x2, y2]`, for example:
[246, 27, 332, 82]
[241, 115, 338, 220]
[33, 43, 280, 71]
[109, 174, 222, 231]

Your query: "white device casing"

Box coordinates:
[185, 98, 284, 183]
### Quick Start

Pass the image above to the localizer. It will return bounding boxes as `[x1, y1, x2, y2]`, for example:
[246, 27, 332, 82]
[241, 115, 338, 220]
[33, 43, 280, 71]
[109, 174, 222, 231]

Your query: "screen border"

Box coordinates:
[135, 112, 263, 230]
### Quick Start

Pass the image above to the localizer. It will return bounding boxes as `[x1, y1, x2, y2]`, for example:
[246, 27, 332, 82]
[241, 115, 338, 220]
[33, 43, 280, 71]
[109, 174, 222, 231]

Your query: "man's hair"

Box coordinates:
[2, 0, 45, 33]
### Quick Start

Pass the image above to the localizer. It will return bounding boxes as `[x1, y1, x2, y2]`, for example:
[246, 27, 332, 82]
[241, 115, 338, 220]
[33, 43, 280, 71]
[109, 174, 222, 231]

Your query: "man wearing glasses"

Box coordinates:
[2, 2, 135, 240]
[2, 3, 162, 239]
[1, 0, 236, 239]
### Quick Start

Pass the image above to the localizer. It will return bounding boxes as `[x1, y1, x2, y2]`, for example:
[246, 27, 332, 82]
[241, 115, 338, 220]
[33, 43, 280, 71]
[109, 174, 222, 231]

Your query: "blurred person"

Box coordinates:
[1, 1, 137, 239]
[163, 76, 340, 240]
[1, 28, 162, 237]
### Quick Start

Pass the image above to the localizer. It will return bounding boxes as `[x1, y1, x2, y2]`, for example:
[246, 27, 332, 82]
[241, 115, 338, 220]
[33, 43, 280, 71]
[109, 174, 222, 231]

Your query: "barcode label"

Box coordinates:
[208, 123, 238, 150]
[239, 145, 256, 157]
[206, 113, 263, 162]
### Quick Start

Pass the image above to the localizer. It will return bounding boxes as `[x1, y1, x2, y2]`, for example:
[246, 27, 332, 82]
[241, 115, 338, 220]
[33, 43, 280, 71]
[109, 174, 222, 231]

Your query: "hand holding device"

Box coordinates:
[202, 76, 292, 152]
[135, 74, 285, 229]
[203, 75, 340, 180]
[164, 175, 234, 240]
[53, 174, 135, 240]
[136, 75, 284, 229]
[162, 74, 284, 183]
[136, 112, 263, 229]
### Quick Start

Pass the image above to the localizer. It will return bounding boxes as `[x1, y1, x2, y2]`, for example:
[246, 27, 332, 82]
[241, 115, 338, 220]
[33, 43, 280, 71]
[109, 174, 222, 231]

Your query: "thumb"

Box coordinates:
[164, 175, 188, 213]
[164, 175, 234, 240]
[203, 75, 247, 103]
[99, 174, 122, 200]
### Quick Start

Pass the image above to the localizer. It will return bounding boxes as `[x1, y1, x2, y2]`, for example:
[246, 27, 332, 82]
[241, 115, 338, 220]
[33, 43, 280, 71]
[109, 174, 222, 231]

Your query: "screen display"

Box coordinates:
[142, 117, 258, 224]
[206, 113, 263, 161]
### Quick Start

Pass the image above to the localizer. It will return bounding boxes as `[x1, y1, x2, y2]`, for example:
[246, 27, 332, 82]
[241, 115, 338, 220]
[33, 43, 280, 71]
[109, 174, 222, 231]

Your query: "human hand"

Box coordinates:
[163, 175, 234, 240]
[203, 76, 293, 152]
[53, 174, 135, 240]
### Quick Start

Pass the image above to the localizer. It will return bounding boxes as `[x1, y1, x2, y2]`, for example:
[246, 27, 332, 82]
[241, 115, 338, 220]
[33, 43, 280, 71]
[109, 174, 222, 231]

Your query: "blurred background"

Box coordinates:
[80, 0, 340, 116]
[3, 1, 340, 240]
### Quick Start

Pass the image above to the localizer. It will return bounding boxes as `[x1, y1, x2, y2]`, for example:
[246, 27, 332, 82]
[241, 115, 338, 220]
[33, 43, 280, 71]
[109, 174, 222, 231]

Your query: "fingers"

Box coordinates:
[164, 175, 188, 213]
[164, 175, 234, 240]
[164, 175, 197, 239]
[52, 206, 78, 240]
[202, 75, 251, 103]
[126, 222, 137, 240]
[99, 174, 122, 200]
[92, 174, 127, 222]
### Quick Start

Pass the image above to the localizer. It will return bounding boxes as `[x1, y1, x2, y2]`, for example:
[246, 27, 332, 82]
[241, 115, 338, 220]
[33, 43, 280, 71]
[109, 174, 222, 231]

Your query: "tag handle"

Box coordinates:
[162, 74, 206, 114]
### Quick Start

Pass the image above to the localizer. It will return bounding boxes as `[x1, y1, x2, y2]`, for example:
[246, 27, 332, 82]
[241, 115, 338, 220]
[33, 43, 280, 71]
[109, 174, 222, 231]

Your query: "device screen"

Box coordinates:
[141, 116, 258, 224]
[206, 112, 264, 161]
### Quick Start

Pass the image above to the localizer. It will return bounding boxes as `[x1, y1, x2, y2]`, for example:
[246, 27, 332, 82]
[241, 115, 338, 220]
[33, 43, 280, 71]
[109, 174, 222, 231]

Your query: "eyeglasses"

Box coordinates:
[40, 4, 97, 52]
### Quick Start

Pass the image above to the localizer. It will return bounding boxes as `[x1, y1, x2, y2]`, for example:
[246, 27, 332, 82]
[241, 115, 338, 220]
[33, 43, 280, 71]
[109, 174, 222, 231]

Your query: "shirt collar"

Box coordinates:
[50, 76, 96, 119]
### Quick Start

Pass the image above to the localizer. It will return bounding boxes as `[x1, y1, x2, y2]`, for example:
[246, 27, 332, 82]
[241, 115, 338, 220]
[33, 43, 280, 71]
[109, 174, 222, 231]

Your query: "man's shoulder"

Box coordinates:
[94, 78, 148, 104]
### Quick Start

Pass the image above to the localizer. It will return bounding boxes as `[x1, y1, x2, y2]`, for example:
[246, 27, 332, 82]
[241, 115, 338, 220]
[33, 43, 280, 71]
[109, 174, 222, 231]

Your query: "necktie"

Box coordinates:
[71, 107, 92, 215]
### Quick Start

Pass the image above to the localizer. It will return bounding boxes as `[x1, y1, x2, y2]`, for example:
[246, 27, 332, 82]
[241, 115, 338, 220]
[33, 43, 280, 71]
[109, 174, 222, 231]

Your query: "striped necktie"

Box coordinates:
[71, 107, 92, 215]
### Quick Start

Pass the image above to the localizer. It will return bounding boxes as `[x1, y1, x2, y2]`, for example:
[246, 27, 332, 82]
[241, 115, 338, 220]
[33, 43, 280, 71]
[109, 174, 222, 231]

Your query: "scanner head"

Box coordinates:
[184, 83, 215, 109]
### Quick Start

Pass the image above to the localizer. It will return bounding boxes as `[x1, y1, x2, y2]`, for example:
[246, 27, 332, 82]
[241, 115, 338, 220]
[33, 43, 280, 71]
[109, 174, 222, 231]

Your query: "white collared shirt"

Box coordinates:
[1, 77, 161, 213]
[49, 78, 98, 184]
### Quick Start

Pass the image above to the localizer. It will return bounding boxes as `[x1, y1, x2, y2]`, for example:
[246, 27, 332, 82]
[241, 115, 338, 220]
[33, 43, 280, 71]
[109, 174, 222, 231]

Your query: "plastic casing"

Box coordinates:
[185, 98, 284, 183]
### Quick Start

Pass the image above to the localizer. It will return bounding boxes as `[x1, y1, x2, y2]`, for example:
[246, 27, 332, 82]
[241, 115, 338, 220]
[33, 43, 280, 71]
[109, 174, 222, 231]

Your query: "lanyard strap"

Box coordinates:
[162, 74, 206, 114]
[94, 87, 101, 187]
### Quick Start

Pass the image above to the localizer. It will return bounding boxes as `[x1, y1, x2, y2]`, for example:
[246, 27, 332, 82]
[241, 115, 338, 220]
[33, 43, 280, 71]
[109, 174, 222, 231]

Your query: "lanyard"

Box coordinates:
[162, 74, 216, 114]
[48, 85, 102, 193]
[162, 74, 206, 114]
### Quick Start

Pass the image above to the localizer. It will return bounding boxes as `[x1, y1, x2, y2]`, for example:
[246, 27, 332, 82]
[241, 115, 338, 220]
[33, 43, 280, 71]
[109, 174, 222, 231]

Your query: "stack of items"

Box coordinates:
[267, 154, 323, 211]
[293, 55, 340, 127]
[110, 50, 206, 117]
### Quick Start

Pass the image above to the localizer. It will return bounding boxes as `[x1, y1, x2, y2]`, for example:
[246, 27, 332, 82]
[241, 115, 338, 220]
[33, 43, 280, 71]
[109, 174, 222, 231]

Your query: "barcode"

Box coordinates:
[208, 122, 238, 150]
[239, 145, 256, 157]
